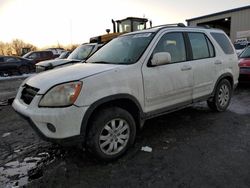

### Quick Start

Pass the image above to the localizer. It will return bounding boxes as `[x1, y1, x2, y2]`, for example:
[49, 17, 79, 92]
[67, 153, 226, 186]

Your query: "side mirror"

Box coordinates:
[151, 52, 171, 66]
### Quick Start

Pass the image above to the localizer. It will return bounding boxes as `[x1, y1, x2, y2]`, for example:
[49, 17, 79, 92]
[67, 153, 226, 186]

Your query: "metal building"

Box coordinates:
[186, 6, 250, 43]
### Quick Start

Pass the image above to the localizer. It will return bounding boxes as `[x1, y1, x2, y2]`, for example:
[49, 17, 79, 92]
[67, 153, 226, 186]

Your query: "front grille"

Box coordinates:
[21, 84, 39, 105]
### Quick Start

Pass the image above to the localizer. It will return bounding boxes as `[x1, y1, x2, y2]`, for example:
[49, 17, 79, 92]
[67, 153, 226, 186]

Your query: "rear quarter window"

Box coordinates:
[210, 32, 234, 54]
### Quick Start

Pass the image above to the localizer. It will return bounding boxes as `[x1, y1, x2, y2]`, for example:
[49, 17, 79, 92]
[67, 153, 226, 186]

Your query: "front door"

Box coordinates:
[142, 32, 193, 113]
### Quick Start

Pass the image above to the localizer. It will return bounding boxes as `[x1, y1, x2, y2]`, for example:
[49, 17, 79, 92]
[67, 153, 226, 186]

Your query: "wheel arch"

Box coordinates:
[212, 73, 234, 96]
[80, 94, 144, 142]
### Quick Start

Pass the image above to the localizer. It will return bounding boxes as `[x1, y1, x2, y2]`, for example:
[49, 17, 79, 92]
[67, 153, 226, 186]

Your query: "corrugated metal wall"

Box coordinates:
[188, 8, 250, 42]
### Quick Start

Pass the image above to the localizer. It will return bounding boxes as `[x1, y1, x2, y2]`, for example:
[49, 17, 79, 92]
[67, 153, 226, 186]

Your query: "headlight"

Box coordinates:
[39, 81, 82, 107]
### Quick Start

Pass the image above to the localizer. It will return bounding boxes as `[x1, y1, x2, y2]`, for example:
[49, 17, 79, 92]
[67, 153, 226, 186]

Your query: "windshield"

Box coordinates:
[22, 51, 32, 58]
[234, 43, 247, 50]
[58, 51, 70, 59]
[119, 20, 131, 32]
[87, 33, 155, 64]
[239, 47, 250, 58]
[67, 45, 94, 60]
[133, 21, 146, 31]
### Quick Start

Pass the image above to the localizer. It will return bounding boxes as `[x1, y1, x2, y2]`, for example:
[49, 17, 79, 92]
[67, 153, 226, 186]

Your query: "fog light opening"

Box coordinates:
[47, 123, 56, 133]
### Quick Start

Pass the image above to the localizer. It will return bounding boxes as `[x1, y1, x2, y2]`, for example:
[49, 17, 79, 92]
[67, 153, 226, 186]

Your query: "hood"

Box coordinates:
[26, 63, 123, 94]
[239, 58, 250, 67]
[36, 59, 80, 67]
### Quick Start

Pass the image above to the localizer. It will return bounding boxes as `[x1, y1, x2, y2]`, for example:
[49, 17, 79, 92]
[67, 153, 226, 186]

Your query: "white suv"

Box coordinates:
[13, 25, 239, 161]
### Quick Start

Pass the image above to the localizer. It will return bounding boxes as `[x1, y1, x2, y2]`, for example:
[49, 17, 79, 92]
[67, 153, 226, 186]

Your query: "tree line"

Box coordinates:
[0, 39, 79, 56]
[0, 39, 37, 56]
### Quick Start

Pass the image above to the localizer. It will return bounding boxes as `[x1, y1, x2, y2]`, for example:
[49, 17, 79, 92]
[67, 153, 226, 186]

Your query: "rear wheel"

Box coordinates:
[19, 66, 29, 75]
[207, 79, 232, 112]
[86, 107, 136, 161]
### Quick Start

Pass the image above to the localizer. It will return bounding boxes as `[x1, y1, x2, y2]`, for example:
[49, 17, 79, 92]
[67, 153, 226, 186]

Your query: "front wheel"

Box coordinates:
[207, 79, 232, 112]
[86, 107, 136, 161]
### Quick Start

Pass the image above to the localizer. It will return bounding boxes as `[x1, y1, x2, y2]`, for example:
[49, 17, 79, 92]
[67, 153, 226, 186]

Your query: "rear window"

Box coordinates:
[210, 32, 234, 54]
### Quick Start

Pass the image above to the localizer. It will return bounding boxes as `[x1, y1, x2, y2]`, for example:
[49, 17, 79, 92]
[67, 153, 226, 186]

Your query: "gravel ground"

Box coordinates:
[0, 84, 250, 188]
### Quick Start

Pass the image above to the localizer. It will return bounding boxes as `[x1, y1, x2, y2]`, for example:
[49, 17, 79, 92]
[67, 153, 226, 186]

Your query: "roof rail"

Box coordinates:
[150, 23, 186, 29]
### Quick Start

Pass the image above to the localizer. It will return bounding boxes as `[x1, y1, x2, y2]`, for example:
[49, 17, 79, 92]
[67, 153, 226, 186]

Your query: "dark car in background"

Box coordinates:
[234, 40, 250, 55]
[238, 46, 250, 83]
[36, 43, 102, 72]
[0, 55, 34, 76]
[22, 50, 55, 64]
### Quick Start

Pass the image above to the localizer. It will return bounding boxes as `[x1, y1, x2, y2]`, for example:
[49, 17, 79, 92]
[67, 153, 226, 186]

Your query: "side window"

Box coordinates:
[41, 52, 47, 58]
[4, 57, 17, 62]
[206, 37, 215, 57]
[210, 32, 234, 54]
[46, 51, 53, 57]
[188, 33, 211, 60]
[153, 32, 186, 63]
[29, 53, 39, 59]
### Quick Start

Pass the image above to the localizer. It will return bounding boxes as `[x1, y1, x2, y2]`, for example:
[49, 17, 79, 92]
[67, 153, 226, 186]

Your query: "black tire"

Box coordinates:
[0, 71, 10, 77]
[86, 107, 136, 161]
[19, 66, 29, 75]
[207, 79, 232, 112]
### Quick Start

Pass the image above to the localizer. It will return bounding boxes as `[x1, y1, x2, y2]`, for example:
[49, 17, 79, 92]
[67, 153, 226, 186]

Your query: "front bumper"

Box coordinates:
[15, 110, 83, 146]
[12, 95, 88, 145]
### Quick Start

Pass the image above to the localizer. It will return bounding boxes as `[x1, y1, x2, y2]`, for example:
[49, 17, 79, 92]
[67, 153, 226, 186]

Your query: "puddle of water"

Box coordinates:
[0, 154, 47, 187]
[0, 146, 67, 187]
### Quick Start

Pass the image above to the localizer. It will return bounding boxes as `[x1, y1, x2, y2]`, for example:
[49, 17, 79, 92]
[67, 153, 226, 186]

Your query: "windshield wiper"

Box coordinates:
[87, 61, 113, 64]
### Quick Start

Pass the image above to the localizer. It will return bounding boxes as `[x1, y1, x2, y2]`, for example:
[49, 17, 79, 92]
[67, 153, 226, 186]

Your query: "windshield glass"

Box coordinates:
[67, 45, 94, 60]
[119, 20, 131, 32]
[58, 51, 70, 59]
[239, 47, 250, 58]
[22, 52, 32, 58]
[87, 33, 155, 64]
[133, 21, 146, 31]
[234, 43, 247, 50]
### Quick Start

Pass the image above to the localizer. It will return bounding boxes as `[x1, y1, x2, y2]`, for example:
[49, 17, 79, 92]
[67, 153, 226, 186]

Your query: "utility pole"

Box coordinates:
[70, 19, 72, 46]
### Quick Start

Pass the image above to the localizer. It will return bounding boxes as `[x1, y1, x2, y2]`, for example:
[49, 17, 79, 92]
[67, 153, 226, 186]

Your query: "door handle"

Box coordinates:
[181, 65, 192, 71]
[214, 60, 222, 65]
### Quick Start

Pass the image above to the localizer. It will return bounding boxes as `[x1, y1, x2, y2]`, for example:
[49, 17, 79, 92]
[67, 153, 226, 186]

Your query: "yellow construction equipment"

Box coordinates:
[90, 17, 152, 43]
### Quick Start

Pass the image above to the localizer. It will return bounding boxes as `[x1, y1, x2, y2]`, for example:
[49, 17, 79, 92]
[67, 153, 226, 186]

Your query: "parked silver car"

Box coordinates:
[36, 43, 102, 72]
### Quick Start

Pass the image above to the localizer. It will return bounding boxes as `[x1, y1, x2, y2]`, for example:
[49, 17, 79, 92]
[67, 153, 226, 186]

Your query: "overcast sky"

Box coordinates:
[0, 0, 249, 47]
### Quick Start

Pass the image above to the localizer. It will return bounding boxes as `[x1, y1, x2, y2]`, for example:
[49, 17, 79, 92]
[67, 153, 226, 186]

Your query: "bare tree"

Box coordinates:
[3, 39, 37, 56]
[5, 44, 13, 55]
[12, 39, 25, 56]
[0, 42, 5, 55]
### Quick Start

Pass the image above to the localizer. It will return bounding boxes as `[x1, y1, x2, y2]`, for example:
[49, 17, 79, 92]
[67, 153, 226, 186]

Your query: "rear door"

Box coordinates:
[142, 32, 193, 113]
[186, 32, 216, 100]
[210, 32, 238, 85]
